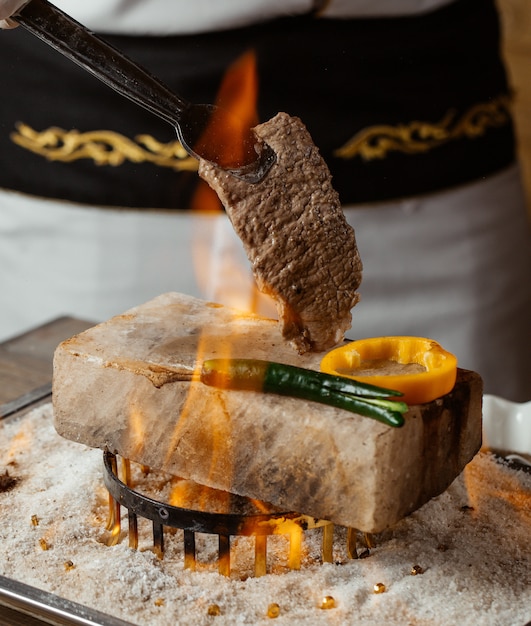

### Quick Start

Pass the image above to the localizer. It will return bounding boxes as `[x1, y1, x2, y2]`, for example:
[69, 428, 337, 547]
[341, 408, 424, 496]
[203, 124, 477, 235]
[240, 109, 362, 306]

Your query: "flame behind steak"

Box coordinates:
[198, 112, 362, 353]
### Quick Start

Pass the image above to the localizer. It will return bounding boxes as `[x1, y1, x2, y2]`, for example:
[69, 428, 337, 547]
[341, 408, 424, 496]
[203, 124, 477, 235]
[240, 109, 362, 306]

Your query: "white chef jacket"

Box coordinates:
[1, 0, 530, 401]
[51, 0, 456, 34]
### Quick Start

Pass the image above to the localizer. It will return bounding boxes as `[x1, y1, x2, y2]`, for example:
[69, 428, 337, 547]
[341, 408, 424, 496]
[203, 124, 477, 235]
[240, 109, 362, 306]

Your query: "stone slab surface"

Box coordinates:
[53, 293, 483, 532]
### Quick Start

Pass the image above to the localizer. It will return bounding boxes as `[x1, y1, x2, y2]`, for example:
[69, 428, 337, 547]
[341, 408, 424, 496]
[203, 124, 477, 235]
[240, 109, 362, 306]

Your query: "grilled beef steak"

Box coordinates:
[198, 112, 362, 353]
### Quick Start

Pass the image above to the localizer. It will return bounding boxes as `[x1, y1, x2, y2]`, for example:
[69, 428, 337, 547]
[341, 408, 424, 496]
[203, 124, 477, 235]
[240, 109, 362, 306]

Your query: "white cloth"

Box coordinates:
[47, 0, 456, 35]
[1, 165, 529, 400]
[343, 166, 531, 403]
[0, 194, 262, 332]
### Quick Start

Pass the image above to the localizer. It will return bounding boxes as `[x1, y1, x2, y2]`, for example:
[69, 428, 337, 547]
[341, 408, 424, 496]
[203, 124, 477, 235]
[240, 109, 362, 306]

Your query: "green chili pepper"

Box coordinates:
[200, 358, 407, 428]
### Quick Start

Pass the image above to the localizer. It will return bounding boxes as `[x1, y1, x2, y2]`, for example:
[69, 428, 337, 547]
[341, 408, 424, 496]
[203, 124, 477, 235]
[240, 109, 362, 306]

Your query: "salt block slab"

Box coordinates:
[53, 293, 482, 532]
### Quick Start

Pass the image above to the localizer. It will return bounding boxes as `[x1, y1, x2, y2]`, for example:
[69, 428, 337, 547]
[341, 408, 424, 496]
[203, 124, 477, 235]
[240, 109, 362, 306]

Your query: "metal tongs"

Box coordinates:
[14, 0, 276, 183]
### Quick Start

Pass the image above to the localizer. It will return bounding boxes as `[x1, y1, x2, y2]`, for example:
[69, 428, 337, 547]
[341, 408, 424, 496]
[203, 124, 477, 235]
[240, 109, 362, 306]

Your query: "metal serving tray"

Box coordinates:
[0, 574, 134, 626]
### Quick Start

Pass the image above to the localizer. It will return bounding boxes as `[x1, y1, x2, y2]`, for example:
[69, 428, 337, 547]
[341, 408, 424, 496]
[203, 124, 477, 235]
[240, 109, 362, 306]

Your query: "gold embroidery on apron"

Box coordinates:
[10, 123, 199, 171]
[10, 94, 511, 168]
[334, 94, 512, 160]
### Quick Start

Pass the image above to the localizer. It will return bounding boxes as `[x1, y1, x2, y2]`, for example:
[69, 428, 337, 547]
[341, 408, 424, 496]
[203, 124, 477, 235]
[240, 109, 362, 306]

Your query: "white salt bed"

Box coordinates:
[1, 404, 530, 626]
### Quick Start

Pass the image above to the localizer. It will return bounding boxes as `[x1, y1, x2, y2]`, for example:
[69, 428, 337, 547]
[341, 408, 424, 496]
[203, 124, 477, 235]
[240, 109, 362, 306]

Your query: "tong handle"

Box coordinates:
[16, 0, 190, 128]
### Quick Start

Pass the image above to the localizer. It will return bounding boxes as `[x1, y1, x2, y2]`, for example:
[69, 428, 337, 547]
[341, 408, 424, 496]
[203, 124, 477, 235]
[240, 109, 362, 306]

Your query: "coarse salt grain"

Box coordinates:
[0, 403, 530, 626]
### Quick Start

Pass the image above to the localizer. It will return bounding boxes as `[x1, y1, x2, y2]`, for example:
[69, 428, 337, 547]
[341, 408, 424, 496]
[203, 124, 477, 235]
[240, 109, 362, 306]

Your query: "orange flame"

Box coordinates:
[191, 49, 259, 214]
[190, 180, 222, 212]
[190, 49, 276, 314]
[192, 49, 260, 179]
[214, 49, 259, 137]
[169, 478, 232, 514]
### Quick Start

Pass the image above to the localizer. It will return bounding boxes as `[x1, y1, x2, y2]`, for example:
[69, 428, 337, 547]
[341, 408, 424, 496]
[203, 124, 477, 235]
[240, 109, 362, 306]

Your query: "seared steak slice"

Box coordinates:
[198, 112, 362, 353]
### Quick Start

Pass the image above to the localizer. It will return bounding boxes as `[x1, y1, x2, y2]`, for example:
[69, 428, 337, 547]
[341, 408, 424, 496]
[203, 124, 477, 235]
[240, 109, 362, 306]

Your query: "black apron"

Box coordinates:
[0, 0, 515, 208]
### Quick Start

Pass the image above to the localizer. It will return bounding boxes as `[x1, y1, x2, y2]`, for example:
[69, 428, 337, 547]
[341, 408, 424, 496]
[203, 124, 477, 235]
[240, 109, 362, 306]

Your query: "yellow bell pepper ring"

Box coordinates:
[320, 336, 458, 405]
